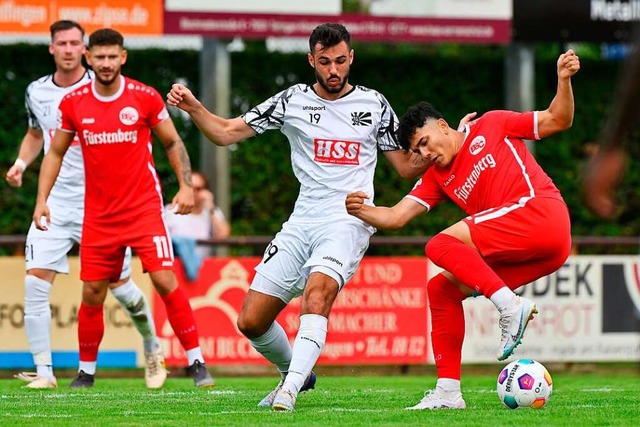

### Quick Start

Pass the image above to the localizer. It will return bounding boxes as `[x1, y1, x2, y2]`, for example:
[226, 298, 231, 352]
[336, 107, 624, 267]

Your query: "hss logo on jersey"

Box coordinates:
[314, 139, 361, 165]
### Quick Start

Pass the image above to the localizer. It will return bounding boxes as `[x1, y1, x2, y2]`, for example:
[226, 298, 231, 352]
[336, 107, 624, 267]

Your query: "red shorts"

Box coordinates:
[463, 197, 571, 289]
[80, 212, 174, 282]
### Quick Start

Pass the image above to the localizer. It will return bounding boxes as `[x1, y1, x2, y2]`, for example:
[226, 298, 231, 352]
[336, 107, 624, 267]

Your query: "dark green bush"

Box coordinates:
[0, 43, 635, 256]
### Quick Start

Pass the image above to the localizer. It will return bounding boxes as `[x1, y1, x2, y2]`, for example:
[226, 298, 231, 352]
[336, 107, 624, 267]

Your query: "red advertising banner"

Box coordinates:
[154, 257, 429, 366]
[163, 11, 510, 44]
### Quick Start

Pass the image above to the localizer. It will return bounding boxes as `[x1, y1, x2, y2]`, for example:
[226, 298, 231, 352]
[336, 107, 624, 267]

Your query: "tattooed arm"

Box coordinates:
[154, 118, 194, 214]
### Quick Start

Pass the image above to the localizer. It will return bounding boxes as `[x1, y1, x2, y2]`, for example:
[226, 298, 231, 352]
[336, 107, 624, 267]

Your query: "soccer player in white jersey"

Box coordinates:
[5, 20, 166, 389]
[167, 23, 434, 411]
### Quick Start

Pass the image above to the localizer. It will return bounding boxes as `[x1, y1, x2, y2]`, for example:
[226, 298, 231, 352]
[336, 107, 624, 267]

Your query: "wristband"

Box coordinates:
[14, 158, 27, 172]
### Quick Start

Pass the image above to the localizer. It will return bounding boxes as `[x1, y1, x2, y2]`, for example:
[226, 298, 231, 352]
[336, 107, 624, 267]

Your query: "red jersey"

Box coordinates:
[57, 76, 169, 224]
[407, 110, 563, 215]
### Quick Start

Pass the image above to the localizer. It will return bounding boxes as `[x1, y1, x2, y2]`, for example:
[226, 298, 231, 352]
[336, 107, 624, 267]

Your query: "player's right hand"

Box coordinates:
[5, 164, 24, 187]
[167, 83, 199, 113]
[32, 202, 50, 231]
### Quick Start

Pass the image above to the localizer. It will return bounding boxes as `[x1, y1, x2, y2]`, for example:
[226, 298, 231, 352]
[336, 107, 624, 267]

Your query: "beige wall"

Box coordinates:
[0, 256, 154, 365]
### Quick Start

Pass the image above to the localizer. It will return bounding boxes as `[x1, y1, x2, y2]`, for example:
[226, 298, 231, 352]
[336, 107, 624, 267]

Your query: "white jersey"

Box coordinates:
[242, 84, 401, 222]
[25, 70, 93, 207]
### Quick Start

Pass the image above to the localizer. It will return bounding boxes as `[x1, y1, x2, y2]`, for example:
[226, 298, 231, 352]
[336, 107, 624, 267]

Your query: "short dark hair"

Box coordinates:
[397, 102, 444, 151]
[309, 23, 351, 53]
[88, 28, 124, 49]
[50, 20, 84, 40]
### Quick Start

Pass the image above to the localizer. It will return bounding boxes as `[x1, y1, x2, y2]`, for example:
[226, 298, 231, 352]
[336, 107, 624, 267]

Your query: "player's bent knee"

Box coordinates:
[236, 315, 269, 339]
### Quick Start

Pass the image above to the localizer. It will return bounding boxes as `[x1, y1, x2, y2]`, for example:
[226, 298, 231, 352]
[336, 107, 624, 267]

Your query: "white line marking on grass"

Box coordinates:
[467, 388, 498, 394]
[206, 390, 240, 395]
[581, 388, 623, 392]
[316, 408, 388, 414]
[12, 414, 73, 419]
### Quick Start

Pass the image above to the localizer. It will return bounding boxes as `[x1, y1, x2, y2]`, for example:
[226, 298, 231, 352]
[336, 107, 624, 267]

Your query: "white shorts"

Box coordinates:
[252, 219, 373, 303]
[25, 203, 132, 279]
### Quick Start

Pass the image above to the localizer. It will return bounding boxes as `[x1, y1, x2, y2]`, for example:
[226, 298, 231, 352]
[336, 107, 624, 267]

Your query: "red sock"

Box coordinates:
[161, 287, 200, 351]
[426, 233, 504, 298]
[78, 303, 104, 362]
[428, 273, 466, 380]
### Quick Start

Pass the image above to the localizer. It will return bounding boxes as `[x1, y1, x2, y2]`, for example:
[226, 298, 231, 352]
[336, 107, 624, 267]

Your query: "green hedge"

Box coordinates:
[0, 43, 636, 255]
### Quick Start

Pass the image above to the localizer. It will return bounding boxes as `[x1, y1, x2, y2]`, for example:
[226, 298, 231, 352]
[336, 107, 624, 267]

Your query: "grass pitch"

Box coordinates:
[1, 371, 638, 426]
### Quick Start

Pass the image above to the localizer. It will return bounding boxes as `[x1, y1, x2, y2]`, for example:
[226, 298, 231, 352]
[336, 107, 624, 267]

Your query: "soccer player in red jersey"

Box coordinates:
[346, 49, 580, 409]
[32, 28, 214, 388]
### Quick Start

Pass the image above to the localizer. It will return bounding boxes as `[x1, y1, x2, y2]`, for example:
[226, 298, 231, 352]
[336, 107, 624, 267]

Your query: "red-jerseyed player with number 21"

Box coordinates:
[32, 28, 214, 388]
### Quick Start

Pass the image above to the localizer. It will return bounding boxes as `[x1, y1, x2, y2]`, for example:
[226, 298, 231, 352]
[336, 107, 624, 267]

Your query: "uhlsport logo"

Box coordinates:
[119, 106, 139, 126]
[314, 138, 361, 165]
[469, 136, 486, 155]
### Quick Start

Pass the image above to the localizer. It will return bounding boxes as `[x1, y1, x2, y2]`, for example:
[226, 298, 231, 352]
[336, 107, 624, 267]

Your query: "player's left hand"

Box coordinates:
[345, 191, 370, 216]
[170, 185, 195, 215]
[457, 111, 478, 131]
[558, 49, 580, 79]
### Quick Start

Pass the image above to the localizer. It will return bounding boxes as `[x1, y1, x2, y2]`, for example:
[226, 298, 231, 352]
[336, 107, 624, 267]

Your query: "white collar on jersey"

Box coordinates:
[91, 75, 125, 102]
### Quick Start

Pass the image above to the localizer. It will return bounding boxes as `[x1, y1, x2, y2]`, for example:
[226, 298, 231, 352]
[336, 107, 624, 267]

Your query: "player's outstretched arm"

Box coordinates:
[582, 29, 640, 219]
[384, 150, 431, 180]
[5, 128, 44, 188]
[583, 146, 627, 219]
[167, 83, 256, 146]
[346, 191, 427, 230]
[537, 49, 580, 138]
[33, 130, 73, 230]
[154, 118, 195, 215]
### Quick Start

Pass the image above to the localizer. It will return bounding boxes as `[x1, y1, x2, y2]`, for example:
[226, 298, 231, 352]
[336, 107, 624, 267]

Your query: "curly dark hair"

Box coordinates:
[309, 23, 351, 53]
[397, 102, 444, 151]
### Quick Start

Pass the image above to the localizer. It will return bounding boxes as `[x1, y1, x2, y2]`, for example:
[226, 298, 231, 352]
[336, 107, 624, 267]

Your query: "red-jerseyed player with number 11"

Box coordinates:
[32, 28, 214, 388]
[346, 49, 580, 409]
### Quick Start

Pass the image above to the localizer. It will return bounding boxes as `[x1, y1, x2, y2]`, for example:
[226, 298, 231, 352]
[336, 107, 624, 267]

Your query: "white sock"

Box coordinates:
[282, 314, 327, 394]
[79, 361, 97, 375]
[437, 378, 461, 393]
[249, 321, 292, 374]
[36, 364, 54, 379]
[24, 275, 53, 371]
[186, 348, 204, 366]
[110, 278, 160, 354]
[490, 287, 517, 312]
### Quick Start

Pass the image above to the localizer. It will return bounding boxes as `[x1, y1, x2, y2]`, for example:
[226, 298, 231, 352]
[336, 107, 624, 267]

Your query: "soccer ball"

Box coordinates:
[496, 359, 553, 409]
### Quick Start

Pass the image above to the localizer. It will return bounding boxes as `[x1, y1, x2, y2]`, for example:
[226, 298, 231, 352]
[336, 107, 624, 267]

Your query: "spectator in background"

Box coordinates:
[166, 170, 231, 256]
[165, 171, 231, 279]
[583, 27, 640, 219]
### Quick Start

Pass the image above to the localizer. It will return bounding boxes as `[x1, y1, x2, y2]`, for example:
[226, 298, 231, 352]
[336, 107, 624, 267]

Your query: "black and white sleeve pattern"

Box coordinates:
[374, 91, 401, 151]
[241, 84, 303, 134]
